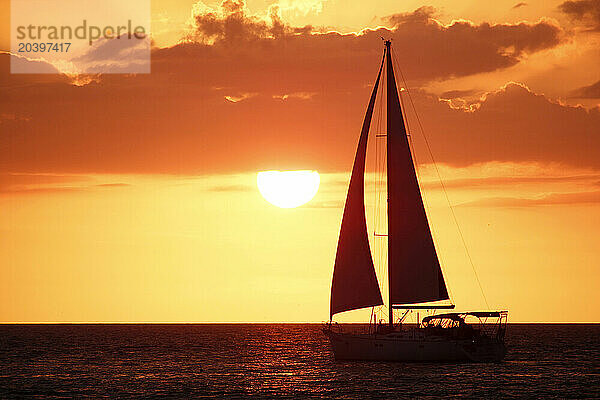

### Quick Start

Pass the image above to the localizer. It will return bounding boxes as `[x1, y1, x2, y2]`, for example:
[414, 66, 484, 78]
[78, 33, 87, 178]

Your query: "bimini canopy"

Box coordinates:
[422, 311, 507, 324]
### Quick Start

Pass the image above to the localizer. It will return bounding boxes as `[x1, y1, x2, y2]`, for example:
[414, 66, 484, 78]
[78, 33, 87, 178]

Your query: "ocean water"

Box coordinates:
[0, 324, 598, 399]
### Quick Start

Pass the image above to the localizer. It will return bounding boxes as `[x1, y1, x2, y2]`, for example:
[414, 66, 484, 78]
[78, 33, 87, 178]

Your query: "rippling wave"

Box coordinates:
[0, 324, 598, 398]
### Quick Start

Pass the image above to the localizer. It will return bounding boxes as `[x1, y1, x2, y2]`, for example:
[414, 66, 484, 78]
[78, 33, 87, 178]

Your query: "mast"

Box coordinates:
[385, 40, 394, 327]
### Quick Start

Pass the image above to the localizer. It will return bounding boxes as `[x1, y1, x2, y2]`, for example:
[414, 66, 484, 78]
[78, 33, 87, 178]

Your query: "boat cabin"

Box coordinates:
[421, 311, 508, 340]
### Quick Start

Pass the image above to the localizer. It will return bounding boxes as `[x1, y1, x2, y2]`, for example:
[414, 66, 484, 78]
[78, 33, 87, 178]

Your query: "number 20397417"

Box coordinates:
[18, 42, 71, 52]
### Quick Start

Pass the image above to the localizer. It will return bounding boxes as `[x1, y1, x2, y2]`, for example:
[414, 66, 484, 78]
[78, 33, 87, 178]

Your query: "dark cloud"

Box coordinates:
[0, 52, 69, 89]
[383, 6, 561, 79]
[7, 53, 63, 74]
[571, 80, 600, 98]
[72, 36, 148, 63]
[187, 0, 311, 44]
[440, 89, 479, 99]
[512, 2, 528, 9]
[559, 0, 600, 30]
[406, 83, 600, 169]
[0, 3, 580, 176]
[69, 35, 151, 74]
[180, 2, 564, 85]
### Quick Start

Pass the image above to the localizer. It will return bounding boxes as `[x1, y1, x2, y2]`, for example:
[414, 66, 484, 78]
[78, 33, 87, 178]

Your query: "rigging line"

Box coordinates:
[390, 49, 490, 309]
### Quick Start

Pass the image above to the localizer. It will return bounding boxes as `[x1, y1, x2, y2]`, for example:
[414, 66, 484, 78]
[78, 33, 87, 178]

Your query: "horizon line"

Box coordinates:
[1, 321, 599, 324]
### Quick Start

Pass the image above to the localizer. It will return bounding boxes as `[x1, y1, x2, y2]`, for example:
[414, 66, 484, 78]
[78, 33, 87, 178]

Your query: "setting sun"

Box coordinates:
[257, 170, 320, 208]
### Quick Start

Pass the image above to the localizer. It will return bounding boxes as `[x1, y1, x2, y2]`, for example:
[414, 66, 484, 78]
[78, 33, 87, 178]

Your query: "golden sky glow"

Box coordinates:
[1, 165, 598, 322]
[1, 0, 599, 322]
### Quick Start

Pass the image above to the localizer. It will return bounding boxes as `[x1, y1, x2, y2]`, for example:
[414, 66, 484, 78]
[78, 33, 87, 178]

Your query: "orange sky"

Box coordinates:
[1, 0, 599, 322]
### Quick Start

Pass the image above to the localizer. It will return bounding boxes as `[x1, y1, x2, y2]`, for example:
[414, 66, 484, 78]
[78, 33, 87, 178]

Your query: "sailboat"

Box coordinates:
[323, 41, 508, 363]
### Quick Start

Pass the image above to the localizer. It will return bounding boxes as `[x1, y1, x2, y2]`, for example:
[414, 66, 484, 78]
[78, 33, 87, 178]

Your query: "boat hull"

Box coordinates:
[324, 330, 506, 363]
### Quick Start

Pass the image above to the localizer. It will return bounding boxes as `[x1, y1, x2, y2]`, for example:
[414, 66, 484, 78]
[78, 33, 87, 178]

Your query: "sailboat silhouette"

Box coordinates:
[324, 40, 508, 363]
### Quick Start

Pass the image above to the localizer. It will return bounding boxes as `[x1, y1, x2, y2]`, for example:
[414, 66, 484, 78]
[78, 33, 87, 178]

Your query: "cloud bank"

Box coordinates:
[2, 2, 595, 176]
